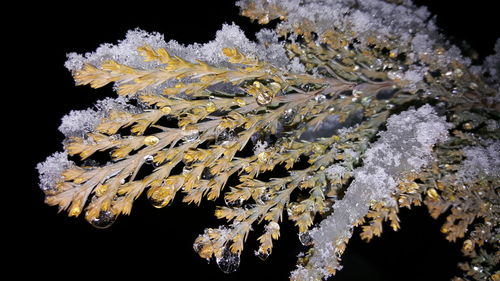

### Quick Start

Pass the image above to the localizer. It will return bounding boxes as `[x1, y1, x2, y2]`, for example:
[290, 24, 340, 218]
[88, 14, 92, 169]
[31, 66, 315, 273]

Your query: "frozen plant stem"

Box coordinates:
[292, 105, 450, 280]
[37, 1, 499, 280]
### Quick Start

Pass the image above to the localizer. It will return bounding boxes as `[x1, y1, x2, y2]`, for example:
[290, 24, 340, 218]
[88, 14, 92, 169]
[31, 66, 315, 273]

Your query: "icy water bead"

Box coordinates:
[160, 106, 172, 114]
[149, 186, 175, 208]
[144, 135, 159, 146]
[314, 94, 326, 103]
[299, 231, 313, 246]
[89, 210, 116, 229]
[205, 101, 217, 113]
[281, 108, 296, 125]
[144, 155, 154, 164]
[182, 126, 199, 142]
[216, 246, 241, 274]
[257, 249, 270, 261]
[225, 196, 243, 208]
[150, 196, 173, 208]
[256, 91, 273, 105]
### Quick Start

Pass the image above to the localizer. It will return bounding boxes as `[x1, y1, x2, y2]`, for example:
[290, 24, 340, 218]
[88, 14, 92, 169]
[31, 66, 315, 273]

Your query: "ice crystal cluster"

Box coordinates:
[293, 105, 451, 280]
[37, 0, 499, 280]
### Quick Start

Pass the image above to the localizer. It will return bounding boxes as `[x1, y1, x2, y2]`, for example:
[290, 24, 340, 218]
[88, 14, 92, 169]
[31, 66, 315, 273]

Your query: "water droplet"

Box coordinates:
[144, 135, 160, 146]
[454, 68, 463, 77]
[387, 71, 402, 80]
[463, 122, 473, 130]
[234, 97, 246, 107]
[352, 89, 363, 98]
[216, 129, 235, 145]
[225, 196, 243, 208]
[89, 210, 116, 229]
[257, 192, 271, 204]
[182, 166, 192, 175]
[256, 249, 270, 261]
[268, 82, 282, 93]
[144, 155, 154, 164]
[256, 91, 273, 105]
[281, 108, 296, 125]
[298, 232, 313, 246]
[268, 221, 280, 232]
[216, 246, 240, 274]
[181, 126, 199, 142]
[462, 239, 474, 252]
[150, 196, 173, 208]
[257, 151, 270, 163]
[435, 47, 445, 55]
[383, 63, 394, 70]
[160, 106, 172, 114]
[389, 49, 398, 59]
[371, 59, 383, 70]
[205, 101, 217, 113]
[360, 96, 371, 107]
[149, 186, 175, 208]
[314, 94, 326, 103]
[287, 203, 300, 217]
[201, 167, 213, 180]
[82, 159, 99, 168]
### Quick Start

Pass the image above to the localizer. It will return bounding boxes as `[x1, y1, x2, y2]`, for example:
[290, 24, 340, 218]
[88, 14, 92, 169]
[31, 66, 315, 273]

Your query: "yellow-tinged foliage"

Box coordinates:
[222, 47, 259, 65]
[42, 15, 500, 280]
[359, 202, 400, 242]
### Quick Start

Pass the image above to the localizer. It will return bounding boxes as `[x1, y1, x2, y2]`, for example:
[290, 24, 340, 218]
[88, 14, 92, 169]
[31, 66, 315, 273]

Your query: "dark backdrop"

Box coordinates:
[12, 1, 498, 280]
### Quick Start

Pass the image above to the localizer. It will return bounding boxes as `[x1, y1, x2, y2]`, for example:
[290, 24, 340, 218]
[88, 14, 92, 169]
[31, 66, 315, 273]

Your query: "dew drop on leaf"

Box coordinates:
[181, 126, 199, 142]
[149, 194, 173, 208]
[256, 91, 273, 105]
[144, 155, 154, 164]
[298, 231, 313, 246]
[216, 129, 235, 145]
[281, 108, 296, 125]
[256, 249, 270, 261]
[144, 135, 160, 146]
[89, 210, 116, 229]
[216, 246, 240, 274]
[314, 94, 326, 103]
[361, 96, 371, 107]
[149, 186, 174, 208]
[225, 196, 243, 208]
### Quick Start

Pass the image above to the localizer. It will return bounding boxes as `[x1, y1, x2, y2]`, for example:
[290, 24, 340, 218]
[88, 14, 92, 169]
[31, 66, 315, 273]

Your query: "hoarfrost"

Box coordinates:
[237, 0, 471, 86]
[36, 152, 74, 192]
[325, 164, 347, 181]
[65, 28, 167, 71]
[291, 104, 450, 280]
[456, 140, 500, 183]
[481, 38, 500, 87]
[65, 23, 291, 76]
[485, 119, 499, 132]
[253, 140, 269, 155]
[58, 96, 136, 137]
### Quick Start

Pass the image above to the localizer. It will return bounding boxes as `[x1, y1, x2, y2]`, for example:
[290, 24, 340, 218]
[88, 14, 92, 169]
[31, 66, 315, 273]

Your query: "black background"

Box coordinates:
[12, 1, 498, 280]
